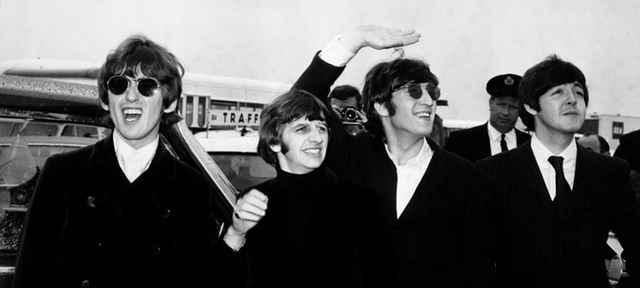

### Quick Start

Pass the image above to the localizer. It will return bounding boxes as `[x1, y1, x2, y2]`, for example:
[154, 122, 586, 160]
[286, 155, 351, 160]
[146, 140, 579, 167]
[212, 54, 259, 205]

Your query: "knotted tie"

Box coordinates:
[548, 156, 571, 213]
[500, 134, 508, 152]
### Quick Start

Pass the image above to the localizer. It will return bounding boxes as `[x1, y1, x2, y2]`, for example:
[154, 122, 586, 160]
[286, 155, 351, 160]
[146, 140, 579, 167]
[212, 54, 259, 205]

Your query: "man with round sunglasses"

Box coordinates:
[106, 75, 162, 97]
[292, 25, 490, 288]
[444, 74, 530, 163]
[13, 35, 212, 288]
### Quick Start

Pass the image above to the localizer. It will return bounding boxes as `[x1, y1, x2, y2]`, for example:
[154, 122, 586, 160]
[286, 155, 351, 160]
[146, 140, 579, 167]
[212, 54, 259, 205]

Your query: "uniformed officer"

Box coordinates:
[444, 74, 531, 163]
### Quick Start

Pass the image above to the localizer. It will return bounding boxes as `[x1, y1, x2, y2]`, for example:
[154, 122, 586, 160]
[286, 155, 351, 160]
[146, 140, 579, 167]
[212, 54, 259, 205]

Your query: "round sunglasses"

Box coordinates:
[392, 82, 441, 101]
[106, 75, 161, 97]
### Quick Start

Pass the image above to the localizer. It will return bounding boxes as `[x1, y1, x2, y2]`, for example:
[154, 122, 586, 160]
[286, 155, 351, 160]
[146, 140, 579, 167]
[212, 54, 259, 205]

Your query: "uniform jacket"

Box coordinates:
[292, 52, 488, 288]
[444, 122, 530, 163]
[13, 134, 212, 288]
[213, 166, 396, 288]
[474, 141, 640, 288]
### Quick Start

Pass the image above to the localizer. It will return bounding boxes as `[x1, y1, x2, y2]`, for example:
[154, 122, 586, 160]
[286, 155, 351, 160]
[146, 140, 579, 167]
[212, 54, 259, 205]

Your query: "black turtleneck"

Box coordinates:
[274, 165, 325, 285]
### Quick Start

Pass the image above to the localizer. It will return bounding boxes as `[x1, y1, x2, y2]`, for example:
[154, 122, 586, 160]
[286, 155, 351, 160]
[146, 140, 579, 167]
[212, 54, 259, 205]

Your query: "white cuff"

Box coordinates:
[319, 35, 356, 67]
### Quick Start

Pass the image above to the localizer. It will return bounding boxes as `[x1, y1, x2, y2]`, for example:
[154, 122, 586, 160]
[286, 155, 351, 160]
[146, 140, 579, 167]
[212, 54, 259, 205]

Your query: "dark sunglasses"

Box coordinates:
[392, 82, 441, 100]
[107, 76, 161, 97]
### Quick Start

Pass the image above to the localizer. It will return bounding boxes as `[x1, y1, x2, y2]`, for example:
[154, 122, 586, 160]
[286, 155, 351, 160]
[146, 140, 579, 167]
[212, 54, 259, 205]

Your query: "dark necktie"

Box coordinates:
[548, 156, 571, 213]
[500, 134, 508, 152]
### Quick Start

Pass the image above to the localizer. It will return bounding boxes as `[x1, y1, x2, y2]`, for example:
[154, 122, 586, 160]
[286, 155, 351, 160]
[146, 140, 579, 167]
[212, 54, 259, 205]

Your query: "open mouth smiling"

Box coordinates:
[303, 148, 321, 154]
[123, 108, 142, 122]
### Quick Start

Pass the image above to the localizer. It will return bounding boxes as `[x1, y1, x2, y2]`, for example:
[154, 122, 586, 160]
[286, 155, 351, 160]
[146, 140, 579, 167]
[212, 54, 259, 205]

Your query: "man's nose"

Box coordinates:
[125, 82, 140, 102]
[565, 88, 577, 104]
[419, 90, 434, 107]
[309, 127, 324, 143]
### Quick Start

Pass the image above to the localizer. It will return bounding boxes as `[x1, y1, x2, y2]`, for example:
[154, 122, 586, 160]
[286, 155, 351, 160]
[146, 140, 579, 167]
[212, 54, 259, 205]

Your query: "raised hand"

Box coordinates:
[340, 25, 421, 53]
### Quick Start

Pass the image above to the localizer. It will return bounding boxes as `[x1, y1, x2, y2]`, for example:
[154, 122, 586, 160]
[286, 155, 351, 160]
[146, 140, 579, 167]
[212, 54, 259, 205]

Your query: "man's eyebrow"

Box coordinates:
[292, 122, 311, 129]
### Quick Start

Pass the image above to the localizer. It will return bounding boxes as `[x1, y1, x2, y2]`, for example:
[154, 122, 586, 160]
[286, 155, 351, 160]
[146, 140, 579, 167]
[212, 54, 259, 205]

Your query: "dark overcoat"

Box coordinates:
[12, 134, 212, 288]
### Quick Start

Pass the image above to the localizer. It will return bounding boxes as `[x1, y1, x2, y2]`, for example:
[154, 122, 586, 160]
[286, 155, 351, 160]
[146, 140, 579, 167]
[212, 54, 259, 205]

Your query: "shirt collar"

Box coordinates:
[487, 122, 516, 142]
[385, 138, 432, 170]
[113, 130, 159, 180]
[530, 133, 577, 169]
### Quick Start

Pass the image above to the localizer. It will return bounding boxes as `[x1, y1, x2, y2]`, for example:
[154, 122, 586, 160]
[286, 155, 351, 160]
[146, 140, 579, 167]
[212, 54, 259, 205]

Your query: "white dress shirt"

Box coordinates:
[113, 131, 159, 183]
[487, 123, 517, 155]
[386, 138, 433, 218]
[530, 133, 577, 200]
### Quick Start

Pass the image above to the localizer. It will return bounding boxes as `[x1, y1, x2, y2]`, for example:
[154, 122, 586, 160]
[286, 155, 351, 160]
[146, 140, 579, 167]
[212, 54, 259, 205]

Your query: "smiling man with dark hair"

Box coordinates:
[13, 35, 212, 288]
[289, 25, 490, 288]
[216, 89, 397, 288]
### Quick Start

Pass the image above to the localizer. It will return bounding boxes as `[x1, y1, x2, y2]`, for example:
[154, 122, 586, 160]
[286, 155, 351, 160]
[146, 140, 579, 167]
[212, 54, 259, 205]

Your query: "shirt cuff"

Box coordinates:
[319, 35, 356, 67]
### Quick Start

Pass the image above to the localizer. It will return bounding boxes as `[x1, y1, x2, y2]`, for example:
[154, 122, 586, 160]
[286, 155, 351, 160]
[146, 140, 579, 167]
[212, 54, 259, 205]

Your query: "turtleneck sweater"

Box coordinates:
[274, 166, 324, 286]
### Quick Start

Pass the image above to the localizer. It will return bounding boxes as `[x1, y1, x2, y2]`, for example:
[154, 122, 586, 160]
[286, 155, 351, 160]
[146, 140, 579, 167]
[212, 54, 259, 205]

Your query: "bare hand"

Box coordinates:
[225, 189, 268, 250]
[356, 109, 368, 124]
[331, 104, 344, 120]
[340, 25, 421, 53]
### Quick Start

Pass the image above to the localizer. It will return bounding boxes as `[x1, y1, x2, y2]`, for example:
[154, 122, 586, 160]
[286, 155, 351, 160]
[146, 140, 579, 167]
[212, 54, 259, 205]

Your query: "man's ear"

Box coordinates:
[164, 100, 177, 113]
[524, 104, 538, 116]
[270, 144, 281, 153]
[101, 101, 109, 111]
[374, 102, 389, 117]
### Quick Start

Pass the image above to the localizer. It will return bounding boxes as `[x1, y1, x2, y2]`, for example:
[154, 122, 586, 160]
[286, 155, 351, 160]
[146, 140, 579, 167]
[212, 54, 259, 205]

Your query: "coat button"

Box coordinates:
[81, 279, 90, 287]
[86, 196, 96, 208]
[149, 245, 161, 255]
[161, 209, 170, 218]
[93, 242, 102, 250]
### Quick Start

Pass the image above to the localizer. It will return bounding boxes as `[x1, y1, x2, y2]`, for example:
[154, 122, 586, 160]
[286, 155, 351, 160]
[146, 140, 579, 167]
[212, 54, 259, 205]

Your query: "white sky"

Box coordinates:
[1, 0, 639, 122]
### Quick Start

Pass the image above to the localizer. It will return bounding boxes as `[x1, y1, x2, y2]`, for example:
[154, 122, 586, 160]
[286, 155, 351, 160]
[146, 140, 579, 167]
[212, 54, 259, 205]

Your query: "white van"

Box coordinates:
[194, 128, 276, 193]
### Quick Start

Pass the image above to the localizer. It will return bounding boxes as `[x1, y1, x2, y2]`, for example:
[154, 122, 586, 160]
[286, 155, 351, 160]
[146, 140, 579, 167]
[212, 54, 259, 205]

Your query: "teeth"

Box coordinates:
[305, 149, 320, 154]
[124, 108, 142, 115]
[415, 112, 431, 117]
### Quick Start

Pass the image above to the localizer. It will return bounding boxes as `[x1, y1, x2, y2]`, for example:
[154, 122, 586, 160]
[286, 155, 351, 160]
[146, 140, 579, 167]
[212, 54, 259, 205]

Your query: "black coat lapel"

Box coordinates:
[515, 130, 530, 146]
[509, 142, 556, 216]
[88, 135, 129, 212]
[396, 139, 450, 224]
[371, 140, 399, 225]
[479, 123, 491, 158]
[558, 145, 596, 222]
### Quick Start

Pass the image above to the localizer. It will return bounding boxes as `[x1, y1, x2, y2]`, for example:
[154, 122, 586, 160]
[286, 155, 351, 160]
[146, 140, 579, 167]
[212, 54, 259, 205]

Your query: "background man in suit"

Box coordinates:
[474, 55, 640, 287]
[445, 74, 530, 163]
[13, 35, 212, 288]
[615, 129, 640, 173]
[293, 25, 489, 288]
